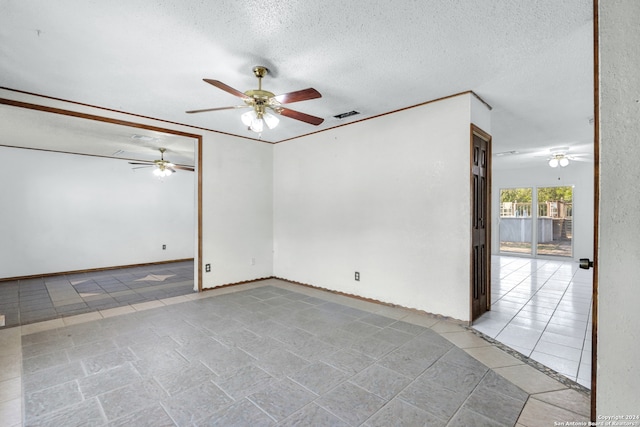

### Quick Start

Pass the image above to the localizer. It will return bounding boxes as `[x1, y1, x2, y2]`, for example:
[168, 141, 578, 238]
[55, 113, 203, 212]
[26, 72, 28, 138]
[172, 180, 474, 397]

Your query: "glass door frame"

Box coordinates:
[498, 185, 574, 259]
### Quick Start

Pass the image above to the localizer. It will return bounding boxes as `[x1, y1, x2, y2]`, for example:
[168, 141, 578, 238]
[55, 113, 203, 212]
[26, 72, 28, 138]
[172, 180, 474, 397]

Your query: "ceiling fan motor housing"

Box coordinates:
[252, 66, 269, 78]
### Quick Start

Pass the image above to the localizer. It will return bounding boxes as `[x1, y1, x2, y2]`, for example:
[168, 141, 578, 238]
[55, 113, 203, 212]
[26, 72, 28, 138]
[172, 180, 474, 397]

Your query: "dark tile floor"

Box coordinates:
[19, 285, 529, 426]
[0, 261, 194, 328]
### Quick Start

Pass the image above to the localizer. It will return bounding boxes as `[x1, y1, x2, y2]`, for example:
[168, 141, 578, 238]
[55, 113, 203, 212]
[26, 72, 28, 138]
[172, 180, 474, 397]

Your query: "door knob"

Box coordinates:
[579, 258, 594, 269]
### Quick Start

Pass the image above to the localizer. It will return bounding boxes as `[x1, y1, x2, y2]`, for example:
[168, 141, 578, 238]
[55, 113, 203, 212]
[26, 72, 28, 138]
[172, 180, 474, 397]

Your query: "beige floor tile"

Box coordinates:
[400, 312, 439, 328]
[0, 398, 21, 427]
[0, 377, 21, 403]
[439, 330, 492, 348]
[20, 318, 65, 336]
[494, 364, 567, 394]
[531, 388, 591, 418]
[0, 328, 21, 356]
[370, 304, 411, 319]
[517, 397, 589, 427]
[196, 285, 250, 298]
[160, 295, 191, 305]
[100, 305, 136, 318]
[62, 311, 103, 326]
[465, 345, 525, 368]
[430, 320, 466, 333]
[0, 354, 21, 382]
[131, 300, 165, 311]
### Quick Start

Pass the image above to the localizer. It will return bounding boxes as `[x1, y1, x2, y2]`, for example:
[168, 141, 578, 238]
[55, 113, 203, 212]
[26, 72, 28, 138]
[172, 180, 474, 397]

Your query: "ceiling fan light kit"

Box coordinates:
[153, 166, 173, 177]
[187, 65, 324, 134]
[548, 155, 570, 167]
[128, 148, 194, 177]
[548, 155, 570, 168]
[241, 109, 279, 132]
[548, 147, 571, 168]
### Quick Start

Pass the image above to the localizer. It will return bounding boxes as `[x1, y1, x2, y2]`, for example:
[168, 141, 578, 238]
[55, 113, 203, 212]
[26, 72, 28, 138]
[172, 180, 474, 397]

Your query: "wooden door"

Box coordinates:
[471, 126, 491, 321]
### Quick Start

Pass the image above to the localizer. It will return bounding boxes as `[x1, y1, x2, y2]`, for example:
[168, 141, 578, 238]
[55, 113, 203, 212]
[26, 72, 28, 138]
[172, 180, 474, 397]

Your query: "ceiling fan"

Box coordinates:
[536, 147, 591, 168]
[128, 148, 194, 177]
[186, 66, 324, 133]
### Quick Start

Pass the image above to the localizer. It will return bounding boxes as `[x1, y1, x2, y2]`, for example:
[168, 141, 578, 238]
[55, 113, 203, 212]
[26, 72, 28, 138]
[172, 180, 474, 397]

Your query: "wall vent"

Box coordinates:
[333, 110, 360, 119]
[131, 134, 155, 142]
[495, 150, 519, 157]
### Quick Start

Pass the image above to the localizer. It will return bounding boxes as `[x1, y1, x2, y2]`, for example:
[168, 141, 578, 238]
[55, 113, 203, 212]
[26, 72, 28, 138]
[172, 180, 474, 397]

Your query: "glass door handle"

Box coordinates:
[579, 258, 594, 269]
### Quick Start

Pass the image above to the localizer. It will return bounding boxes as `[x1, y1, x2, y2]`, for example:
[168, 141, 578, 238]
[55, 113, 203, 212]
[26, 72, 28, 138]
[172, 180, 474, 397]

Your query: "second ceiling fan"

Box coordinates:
[186, 66, 324, 133]
[128, 148, 194, 177]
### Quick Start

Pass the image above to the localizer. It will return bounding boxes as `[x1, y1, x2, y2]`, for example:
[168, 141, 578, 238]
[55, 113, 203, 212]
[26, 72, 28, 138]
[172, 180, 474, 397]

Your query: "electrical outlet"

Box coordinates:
[162, 244, 166, 250]
[355, 272, 360, 281]
[205, 263, 211, 272]
[251, 257, 256, 266]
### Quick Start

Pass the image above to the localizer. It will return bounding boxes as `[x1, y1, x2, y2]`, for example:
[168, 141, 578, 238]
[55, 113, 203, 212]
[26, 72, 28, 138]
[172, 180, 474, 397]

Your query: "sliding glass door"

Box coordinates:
[536, 186, 573, 257]
[499, 188, 533, 255]
[499, 186, 573, 258]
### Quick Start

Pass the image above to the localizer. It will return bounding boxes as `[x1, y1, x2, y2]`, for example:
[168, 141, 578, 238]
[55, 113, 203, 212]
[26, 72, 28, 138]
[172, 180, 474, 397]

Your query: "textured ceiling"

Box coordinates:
[0, 0, 594, 168]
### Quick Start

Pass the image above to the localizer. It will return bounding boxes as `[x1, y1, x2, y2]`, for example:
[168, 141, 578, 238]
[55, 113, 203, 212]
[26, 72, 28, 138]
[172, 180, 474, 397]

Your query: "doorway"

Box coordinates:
[0, 98, 203, 290]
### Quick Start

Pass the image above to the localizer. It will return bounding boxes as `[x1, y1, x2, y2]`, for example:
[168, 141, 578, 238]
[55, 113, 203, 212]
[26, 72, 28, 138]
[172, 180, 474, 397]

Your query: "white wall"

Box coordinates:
[274, 93, 489, 321]
[597, 0, 640, 415]
[0, 146, 195, 278]
[200, 133, 273, 288]
[492, 161, 594, 261]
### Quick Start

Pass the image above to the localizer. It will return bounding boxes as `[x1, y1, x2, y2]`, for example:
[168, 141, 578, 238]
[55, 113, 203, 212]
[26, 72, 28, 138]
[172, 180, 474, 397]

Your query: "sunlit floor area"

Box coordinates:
[499, 238, 573, 258]
[473, 256, 592, 388]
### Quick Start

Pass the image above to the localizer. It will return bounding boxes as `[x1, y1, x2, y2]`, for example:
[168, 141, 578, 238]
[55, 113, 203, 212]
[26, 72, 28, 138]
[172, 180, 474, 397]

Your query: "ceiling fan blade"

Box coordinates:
[186, 105, 249, 114]
[274, 88, 322, 104]
[203, 79, 251, 100]
[131, 166, 152, 170]
[278, 107, 324, 126]
[128, 161, 154, 165]
[173, 165, 195, 171]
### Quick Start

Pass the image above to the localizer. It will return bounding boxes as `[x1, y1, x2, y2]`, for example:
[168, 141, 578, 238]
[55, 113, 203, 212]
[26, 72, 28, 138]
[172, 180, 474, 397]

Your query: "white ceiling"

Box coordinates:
[0, 0, 594, 168]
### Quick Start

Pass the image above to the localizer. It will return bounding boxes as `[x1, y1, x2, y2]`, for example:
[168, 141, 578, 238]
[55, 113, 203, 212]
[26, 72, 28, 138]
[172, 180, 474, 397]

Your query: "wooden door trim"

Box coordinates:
[470, 124, 492, 323]
[591, 0, 599, 420]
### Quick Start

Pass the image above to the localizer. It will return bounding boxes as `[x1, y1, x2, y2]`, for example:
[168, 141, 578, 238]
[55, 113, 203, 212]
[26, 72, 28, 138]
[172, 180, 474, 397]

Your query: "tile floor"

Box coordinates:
[0, 261, 194, 328]
[0, 278, 590, 426]
[473, 256, 593, 388]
